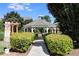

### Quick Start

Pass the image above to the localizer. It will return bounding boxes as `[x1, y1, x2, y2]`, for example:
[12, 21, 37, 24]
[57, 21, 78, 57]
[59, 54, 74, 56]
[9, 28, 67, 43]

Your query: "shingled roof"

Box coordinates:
[24, 19, 57, 28]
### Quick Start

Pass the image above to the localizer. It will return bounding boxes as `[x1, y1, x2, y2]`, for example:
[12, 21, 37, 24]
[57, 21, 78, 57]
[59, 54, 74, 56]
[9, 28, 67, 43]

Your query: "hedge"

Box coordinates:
[45, 34, 73, 56]
[0, 42, 5, 54]
[0, 32, 4, 41]
[10, 32, 36, 53]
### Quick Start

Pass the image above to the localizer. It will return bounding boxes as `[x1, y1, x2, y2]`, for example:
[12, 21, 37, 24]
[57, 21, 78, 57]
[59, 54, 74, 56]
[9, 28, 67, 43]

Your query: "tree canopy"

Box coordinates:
[3, 11, 23, 22]
[3, 11, 24, 30]
[47, 3, 79, 42]
[38, 15, 51, 22]
[23, 17, 33, 25]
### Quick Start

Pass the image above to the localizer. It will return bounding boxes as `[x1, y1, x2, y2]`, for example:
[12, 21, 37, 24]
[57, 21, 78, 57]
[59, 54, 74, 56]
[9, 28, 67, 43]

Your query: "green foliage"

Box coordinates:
[47, 3, 79, 43]
[38, 15, 51, 22]
[0, 42, 5, 54]
[45, 34, 73, 55]
[43, 15, 51, 22]
[0, 20, 4, 41]
[10, 32, 35, 53]
[0, 20, 4, 31]
[23, 19, 33, 25]
[3, 11, 23, 22]
[0, 32, 4, 41]
[3, 11, 24, 30]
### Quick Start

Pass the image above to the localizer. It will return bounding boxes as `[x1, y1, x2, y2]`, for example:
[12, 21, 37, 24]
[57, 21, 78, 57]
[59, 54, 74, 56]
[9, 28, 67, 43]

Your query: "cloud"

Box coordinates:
[23, 3, 30, 6]
[8, 3, 32, 11]
[26, 3, 30, 6]
[25, 7, 29, 9]
[8, 3, 24, 10]
[39, 15, 44, 17]
[25, 6, 32, 11]
[28, 9, 32, 11]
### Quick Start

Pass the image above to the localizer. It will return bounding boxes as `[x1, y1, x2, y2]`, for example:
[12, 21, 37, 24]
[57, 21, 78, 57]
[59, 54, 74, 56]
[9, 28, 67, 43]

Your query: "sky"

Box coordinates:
[0, 3, 56, 23]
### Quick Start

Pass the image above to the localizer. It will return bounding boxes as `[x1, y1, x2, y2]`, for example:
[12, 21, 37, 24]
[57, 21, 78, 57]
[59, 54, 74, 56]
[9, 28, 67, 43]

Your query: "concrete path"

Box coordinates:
[27, 34, 49, 56]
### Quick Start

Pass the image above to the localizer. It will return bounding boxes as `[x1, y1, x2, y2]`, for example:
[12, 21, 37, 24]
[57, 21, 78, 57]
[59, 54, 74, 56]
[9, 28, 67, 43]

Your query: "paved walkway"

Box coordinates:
[27, 34, 49, 56]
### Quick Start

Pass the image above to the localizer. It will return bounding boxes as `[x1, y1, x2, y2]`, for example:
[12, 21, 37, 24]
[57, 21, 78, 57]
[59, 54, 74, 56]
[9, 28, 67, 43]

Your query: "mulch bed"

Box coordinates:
[1, 48, 79, 56]
[68, 49, 79, 56]
[2, 52, 27, 56]
[1, 44, 33, 56]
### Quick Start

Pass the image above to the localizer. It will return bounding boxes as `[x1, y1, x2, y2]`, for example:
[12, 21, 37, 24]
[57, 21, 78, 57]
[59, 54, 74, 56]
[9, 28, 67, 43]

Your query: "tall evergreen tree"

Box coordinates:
[47, 3, 79, 43]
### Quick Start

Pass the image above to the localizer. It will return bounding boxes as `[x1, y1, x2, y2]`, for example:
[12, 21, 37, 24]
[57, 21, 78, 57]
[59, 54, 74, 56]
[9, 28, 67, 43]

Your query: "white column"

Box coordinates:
[4, 22, 10, 54]
[46, 28, 49, 33]
[57, 28, 60, 33]
[27, 28, 29, 32]
[24, 28, 25, 32]
[52, 28, 54, 33]
[43, 28, 45, 33]
[31, 28, 34, 33]
[54, 28, 56, 33]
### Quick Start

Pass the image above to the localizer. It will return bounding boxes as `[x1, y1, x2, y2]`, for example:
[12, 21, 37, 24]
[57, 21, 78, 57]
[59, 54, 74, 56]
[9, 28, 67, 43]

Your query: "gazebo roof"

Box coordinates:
[24, 19, 57, 28]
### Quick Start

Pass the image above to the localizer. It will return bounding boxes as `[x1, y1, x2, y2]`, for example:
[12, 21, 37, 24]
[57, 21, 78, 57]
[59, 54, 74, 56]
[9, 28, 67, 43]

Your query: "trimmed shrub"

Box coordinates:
[45, 34, 73, 55]
[10, 32, 35, 53]
[0, 32, 4, 41]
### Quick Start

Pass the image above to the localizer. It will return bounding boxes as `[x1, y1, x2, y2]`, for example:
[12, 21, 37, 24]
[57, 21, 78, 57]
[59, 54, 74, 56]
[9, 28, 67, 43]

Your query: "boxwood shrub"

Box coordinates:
[45, 34, 73, 56]
[10, 32, 36, 53]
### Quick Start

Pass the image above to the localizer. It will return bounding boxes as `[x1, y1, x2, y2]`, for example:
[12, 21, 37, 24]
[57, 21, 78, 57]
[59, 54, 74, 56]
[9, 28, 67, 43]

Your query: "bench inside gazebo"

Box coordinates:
[23, 19, 60, 34]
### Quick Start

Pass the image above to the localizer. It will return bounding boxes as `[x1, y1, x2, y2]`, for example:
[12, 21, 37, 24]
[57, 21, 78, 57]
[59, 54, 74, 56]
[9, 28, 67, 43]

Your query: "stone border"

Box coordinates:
[0, 44, 33, 56]
[43, 38, 51, 56]
[26, 44, 33, 55]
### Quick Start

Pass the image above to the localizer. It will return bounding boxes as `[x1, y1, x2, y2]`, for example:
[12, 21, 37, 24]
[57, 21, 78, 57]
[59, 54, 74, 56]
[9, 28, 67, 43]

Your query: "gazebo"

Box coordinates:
[6, 17, 20, 33]
[24, 19, 59, 33]
[10, 22, 19, 33]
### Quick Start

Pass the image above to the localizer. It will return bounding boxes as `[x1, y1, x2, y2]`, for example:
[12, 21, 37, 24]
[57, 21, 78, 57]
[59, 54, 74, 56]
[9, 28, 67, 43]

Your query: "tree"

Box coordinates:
[3, 11, 24, 30]
[43, 15, 51, 22]
[47, 3, 79, 44]
[23, 17, 33, 25]
[38, 15, 51, 22]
